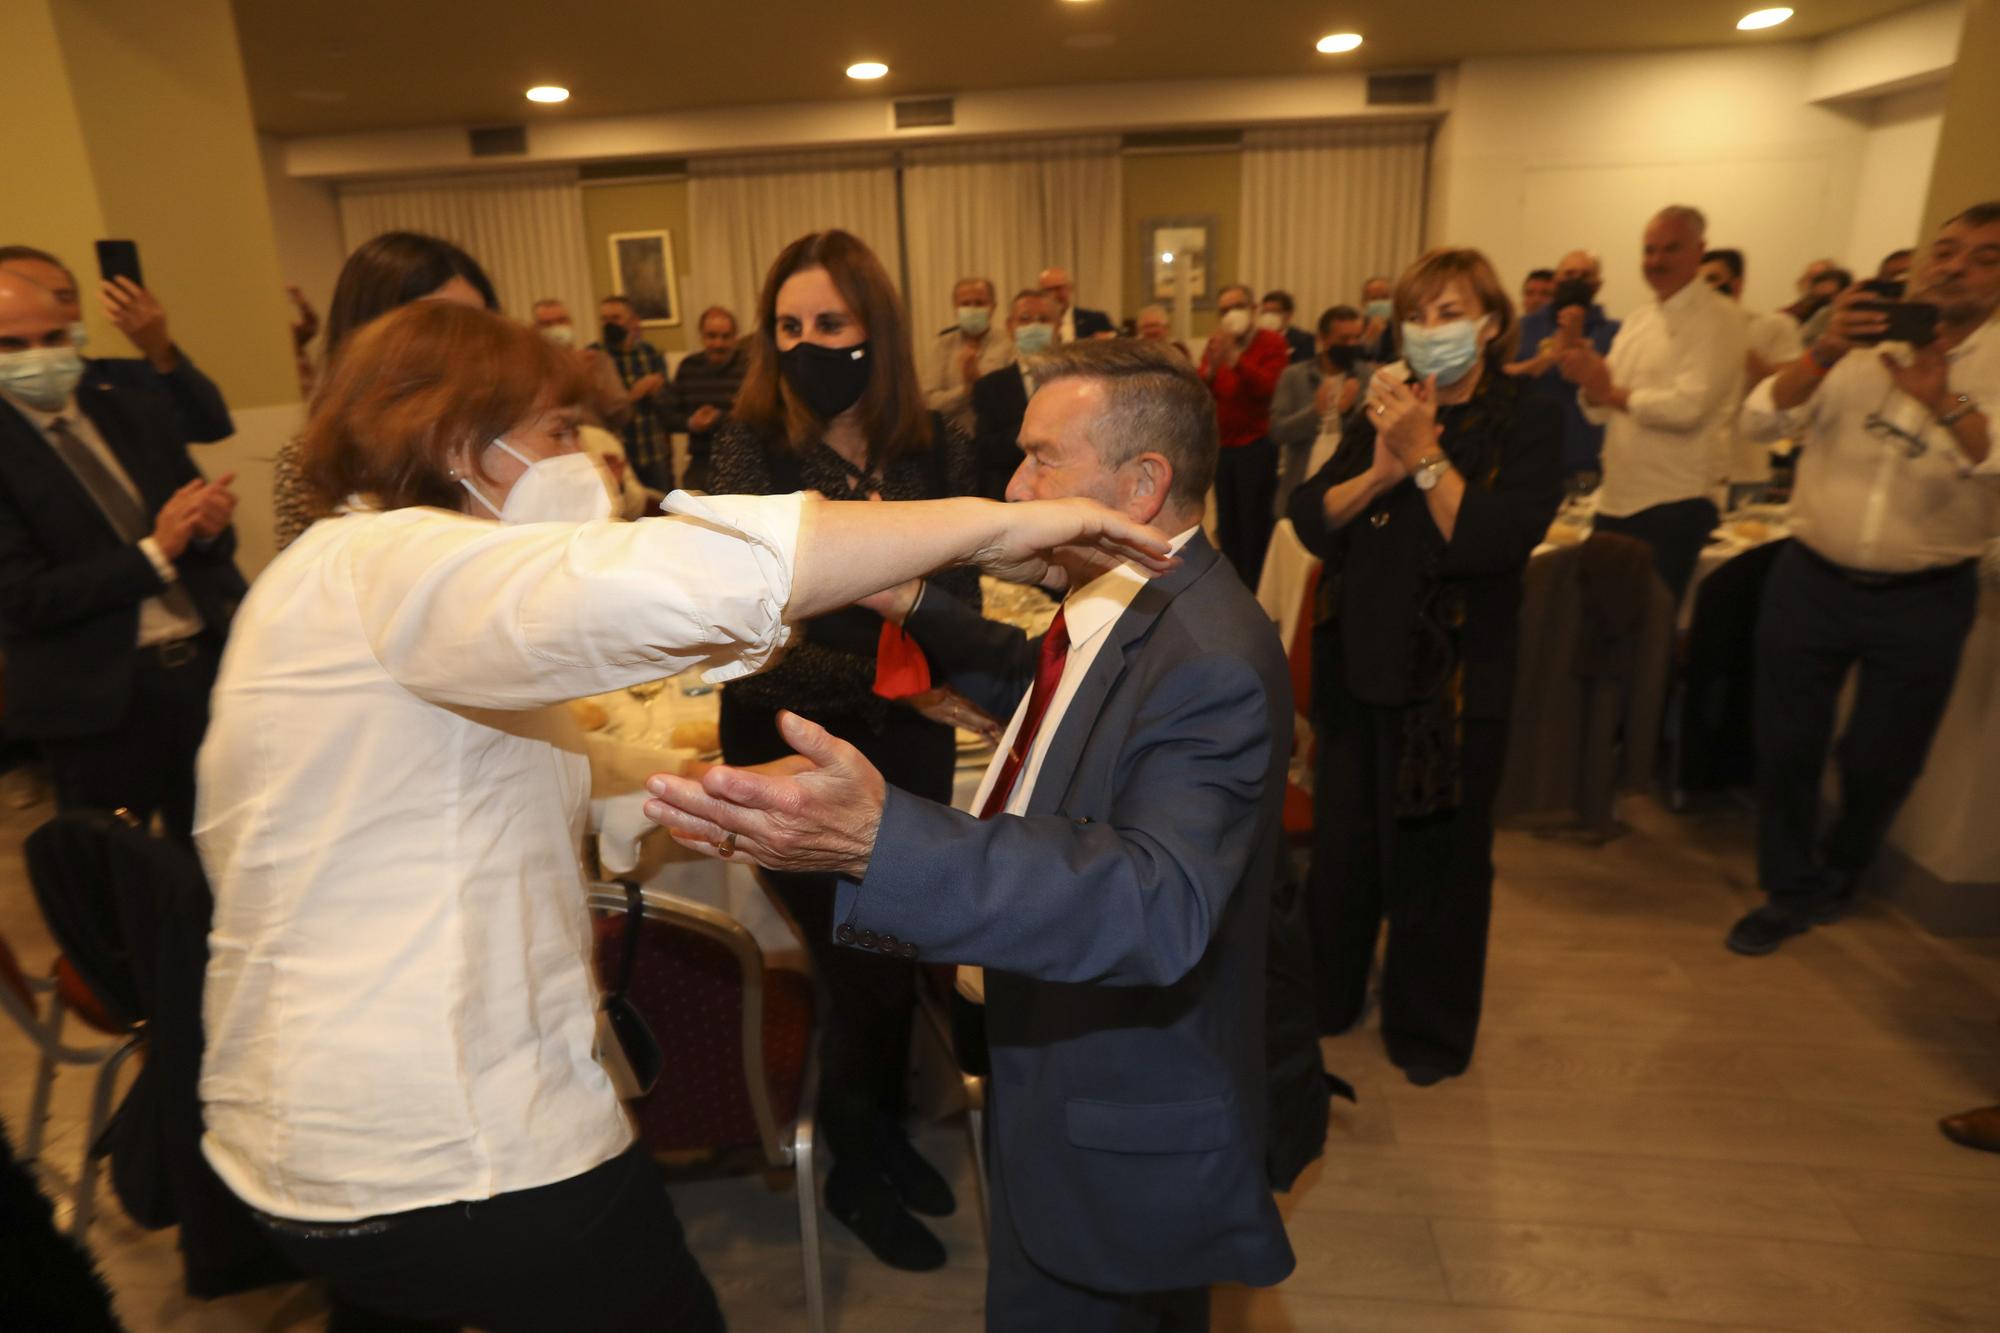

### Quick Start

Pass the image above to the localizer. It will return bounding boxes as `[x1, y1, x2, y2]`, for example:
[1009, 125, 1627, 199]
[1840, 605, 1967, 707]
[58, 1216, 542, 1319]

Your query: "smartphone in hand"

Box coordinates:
[95, 239, 144, 291]
[1853, 279, 1939, 346]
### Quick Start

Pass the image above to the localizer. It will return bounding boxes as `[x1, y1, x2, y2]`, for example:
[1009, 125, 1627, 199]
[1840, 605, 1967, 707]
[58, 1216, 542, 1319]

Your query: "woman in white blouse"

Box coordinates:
[194, 301, 1171, 1333]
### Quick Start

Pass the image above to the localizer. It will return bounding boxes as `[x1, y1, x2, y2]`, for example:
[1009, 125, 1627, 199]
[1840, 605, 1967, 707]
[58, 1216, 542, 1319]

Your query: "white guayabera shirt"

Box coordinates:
[197, 492, 800, 1221]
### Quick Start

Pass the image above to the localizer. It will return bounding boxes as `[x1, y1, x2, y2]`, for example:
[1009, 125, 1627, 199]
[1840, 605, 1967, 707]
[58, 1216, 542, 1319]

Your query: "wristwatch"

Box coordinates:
[1411, 451, 1452, 491]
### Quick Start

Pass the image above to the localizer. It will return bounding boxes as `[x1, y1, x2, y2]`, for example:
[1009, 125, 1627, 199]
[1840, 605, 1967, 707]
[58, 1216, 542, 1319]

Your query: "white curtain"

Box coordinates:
[1239, 124, 1431, 330]
[901, 137, 1123, 376]
[335, 168, 594, 325]
[686, 150, 900, 330]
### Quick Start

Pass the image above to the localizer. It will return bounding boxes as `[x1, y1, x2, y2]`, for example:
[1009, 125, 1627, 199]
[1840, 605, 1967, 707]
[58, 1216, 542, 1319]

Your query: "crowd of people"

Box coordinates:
[0, 192, 1993, 1332]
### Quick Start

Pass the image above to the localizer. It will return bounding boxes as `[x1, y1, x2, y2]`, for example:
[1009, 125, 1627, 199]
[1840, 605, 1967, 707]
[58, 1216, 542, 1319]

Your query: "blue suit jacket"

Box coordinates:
[832, 534, 1296, 1293]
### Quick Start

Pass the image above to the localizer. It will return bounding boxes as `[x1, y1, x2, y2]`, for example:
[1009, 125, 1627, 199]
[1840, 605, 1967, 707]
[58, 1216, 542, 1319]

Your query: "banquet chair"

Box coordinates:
[0, 929, 138, 1237]
[587, 880, 826, 1333]
[912, 968, 989, 1244]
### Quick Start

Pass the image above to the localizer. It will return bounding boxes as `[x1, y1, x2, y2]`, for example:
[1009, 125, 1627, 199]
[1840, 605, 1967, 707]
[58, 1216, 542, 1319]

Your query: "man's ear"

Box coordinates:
[1126, 452, 1172, 525]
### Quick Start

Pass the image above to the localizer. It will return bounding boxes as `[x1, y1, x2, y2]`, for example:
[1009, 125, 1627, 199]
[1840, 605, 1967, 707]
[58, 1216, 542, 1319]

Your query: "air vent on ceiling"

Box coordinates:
[893, 97, 955, 130]
[468, 125, 528, 157]
[1366, 72, 1437, 107]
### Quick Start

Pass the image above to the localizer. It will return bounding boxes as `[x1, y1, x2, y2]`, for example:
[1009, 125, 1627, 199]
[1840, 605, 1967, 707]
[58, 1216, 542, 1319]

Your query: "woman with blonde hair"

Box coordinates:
[1288, 247, 1563, 1085]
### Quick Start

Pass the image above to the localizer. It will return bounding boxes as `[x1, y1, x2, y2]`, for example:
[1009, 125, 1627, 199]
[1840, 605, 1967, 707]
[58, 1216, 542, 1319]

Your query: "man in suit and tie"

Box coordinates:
[0, 270, 244, 839]
[1038, 264, 1116, 342]
[647, 339, 1296, 1330]
[969, 288, 1061, 500]
[0, 245, 235, 445]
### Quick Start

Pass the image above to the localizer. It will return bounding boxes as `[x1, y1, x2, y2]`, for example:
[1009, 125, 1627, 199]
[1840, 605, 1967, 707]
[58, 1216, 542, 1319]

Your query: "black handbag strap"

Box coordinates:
[611, 879, 643, 1000]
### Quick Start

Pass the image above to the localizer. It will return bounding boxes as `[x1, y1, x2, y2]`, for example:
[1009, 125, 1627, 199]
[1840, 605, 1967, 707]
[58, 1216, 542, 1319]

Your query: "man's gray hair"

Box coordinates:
[1654, 205, 1708, 238]
[1024, 340, 1218, 511]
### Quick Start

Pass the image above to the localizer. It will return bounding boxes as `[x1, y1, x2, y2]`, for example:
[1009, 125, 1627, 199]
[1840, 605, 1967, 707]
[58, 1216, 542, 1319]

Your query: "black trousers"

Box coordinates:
[983, 1126, 1210, 1333]
[37, 634, 219, 842]
[1753, 543, 1978, 913]
[1593, 496, 1718, 605]
[719, 693, 955, 1169]
[1308, 670, 1507, 1077]
[1214, 436, 1278, 588]
[253, 1143, 723, 1333]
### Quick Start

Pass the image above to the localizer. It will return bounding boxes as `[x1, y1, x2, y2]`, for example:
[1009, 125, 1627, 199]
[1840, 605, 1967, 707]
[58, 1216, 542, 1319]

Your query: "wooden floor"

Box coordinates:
[4, 787, 1998, 1332]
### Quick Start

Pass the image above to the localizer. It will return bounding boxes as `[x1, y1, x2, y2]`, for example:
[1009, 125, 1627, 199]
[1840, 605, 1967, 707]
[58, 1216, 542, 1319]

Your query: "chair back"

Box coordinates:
[23, 812, 203, 1032]
[588, 886, 815, 1164]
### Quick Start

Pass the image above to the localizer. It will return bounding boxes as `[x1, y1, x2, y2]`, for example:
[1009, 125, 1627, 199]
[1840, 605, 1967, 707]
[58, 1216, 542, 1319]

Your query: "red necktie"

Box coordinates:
[978, 609, 1070, 819]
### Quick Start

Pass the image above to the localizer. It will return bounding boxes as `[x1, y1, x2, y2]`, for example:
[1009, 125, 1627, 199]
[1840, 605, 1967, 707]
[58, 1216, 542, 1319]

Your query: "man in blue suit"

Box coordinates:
[648, 340, 1295, 1330]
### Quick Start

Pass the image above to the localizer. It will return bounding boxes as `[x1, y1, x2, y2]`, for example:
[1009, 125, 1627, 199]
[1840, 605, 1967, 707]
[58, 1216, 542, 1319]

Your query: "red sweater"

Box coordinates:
[1200, 329, 1290, 447]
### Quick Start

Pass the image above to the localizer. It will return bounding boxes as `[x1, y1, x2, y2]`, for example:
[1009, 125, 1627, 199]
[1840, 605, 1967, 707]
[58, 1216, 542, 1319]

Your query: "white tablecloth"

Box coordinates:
[1254, 519, 1320, 655]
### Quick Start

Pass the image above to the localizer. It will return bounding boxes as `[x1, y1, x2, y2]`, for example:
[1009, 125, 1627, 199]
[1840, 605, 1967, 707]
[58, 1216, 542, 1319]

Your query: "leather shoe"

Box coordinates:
[1726, 905, 1811, 956]
[825, 1163, 946, 1272]
[1939, 1105, 2000, 1154]
[878, 1125, 955, 1218]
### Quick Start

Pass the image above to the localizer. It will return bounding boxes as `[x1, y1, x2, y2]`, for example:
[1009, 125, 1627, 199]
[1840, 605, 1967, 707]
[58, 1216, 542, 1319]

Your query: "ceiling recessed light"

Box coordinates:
[524, 85, 569, 104]
[1315, 33, 1364, 55]
[1736, 7, 1793, 29]
[846, 61, 889, 80]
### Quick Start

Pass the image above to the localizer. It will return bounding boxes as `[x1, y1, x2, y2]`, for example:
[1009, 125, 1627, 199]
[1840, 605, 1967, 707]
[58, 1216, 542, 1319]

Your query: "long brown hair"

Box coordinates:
[298, 301, 583, 515]
[321, 232, 498, 383]
[733, 230, 931, 463]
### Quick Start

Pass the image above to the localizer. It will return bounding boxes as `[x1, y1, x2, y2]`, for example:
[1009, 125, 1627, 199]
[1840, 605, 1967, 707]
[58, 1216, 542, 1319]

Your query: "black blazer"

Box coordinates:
[1072, 306, 1115, 340]
[85, 352, 235, 445]
[0, 380, 246, 739]
[969, 363, 1030, 500]
[1288, 372, 1562, 718]
[835, 536, 1296, 1293]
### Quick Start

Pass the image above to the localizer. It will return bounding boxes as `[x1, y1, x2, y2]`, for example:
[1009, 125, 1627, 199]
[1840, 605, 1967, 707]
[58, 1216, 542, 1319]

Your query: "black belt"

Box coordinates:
[1796, 543, 1976, 591]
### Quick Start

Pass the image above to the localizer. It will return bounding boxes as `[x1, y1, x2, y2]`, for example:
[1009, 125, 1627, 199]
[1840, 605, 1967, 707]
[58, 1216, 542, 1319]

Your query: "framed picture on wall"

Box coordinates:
[1141, 214, 1218, 310]
[608, 229, 681, 327]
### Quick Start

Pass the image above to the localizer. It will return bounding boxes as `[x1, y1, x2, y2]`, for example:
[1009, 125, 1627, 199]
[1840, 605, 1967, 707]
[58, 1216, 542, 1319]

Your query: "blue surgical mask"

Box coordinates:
[956, 306, 991, 337]
[1364, 298, 1393, 322]
[1400, 316, 1488, 387]
[1013, 322, 1055, 357]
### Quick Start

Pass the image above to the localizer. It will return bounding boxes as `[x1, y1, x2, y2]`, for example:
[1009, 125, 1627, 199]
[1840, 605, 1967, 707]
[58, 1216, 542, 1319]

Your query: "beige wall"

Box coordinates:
[1122, 149, 1242, 337]
[259, 135, 348, 329]
[1923, 0, 1999, 238]
[46, 0, 298, 410]
[2, 3, 110, 303]
[580, 179, 695, 354]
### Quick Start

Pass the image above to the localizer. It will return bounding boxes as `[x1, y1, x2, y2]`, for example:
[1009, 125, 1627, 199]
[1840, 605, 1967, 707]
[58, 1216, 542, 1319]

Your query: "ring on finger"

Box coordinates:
[718, 831, 737, 857]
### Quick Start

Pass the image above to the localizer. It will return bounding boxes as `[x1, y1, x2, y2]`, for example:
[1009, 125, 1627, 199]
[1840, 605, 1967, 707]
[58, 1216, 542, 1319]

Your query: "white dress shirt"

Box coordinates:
[197, 492, 801, 1221]
[1726, 304, 1809, 484]
[1583, 279, 1749, 515]
[7, 391, 203, 646]
[925, 327, 1015, 410]
[1741, 320, 2000, 573]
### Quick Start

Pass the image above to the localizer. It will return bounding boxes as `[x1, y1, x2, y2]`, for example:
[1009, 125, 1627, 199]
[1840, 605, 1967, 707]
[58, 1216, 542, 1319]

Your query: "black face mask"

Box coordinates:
[1325, 344, 1363, 373]
[781, 340, 873, 420]
[601, 321, 628, 352]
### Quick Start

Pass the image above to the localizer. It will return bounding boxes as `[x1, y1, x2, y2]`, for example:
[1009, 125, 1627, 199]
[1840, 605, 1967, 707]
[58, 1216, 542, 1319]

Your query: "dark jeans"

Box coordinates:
[253, 1143, 723, 1333]
[1214, 436, 1278, 588]
[983, 1129, 1210, 1333]
[719, 693, 956, 1170]
[1753, 543, 1978, 913]
[1593, 497, 1719, 605]
[1309, 670, 1507, 1077]
[38, 633, 219, 842]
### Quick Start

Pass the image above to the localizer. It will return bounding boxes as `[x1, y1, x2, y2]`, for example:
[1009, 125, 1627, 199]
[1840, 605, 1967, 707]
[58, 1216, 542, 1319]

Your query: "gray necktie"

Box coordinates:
[46, 416, 202, 627]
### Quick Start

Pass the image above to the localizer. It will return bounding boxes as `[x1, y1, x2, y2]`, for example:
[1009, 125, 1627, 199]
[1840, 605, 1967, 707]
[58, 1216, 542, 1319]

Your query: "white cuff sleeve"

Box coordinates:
[139, 536, 179, 583]
[659, 490, 805, 682]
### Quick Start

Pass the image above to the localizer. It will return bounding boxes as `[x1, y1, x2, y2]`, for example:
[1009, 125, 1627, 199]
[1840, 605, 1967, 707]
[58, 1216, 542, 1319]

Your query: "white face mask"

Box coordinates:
[1220, 308, 1252, 335]
[539, 323, 577, 349]
[1256, 311, 1285, 332]
[956, 305, 991, 337]
[0, 346, 87, 411]
[461, 438, 613, 524]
